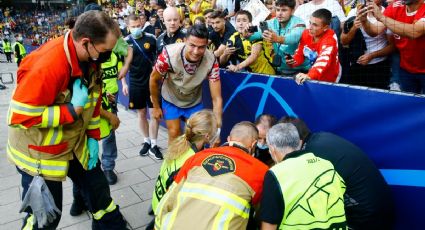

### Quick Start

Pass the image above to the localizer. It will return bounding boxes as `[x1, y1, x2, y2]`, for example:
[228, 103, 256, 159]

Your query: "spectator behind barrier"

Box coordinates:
[252, 0, 310, 75]
[287, 9, 341, 84]
[294, 0, 347, 29]
[208, 10, 236, 59]
[358, 0, 425, 94]
[340, 1, 394, 90]
[279, 116, 396, 229]
[220, 10, 276, 75]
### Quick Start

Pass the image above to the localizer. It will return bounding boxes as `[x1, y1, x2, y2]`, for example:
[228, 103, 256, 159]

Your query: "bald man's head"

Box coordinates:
[228, 121, 259, 151]
[163, 7, 181, 33]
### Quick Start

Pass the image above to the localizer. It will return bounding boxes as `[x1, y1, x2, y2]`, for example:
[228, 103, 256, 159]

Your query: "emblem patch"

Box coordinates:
[176, 38, 183, 43]
[144, 42, 150, 49]
[202, 154, 236, 176]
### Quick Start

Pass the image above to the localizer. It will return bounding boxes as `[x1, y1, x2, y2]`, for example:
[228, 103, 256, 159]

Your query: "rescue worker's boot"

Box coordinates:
[70, 196, 87, 216]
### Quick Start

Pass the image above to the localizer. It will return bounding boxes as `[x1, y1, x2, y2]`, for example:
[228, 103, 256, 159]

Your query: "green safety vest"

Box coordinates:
[99, 52, 121, 138]
[270, 151, 347, 230]
[3, 41, 11, 52]
[14, 41, 26, 62]
[152, 147, 196, 214]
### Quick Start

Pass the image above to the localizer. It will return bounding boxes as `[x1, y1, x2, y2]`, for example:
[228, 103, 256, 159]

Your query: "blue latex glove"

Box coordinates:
[87, 137, 99, 170]
[71, 79, 89, 107]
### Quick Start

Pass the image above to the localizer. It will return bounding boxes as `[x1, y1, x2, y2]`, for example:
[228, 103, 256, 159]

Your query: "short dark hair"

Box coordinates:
[275, 0, 296, 9]
[278, 116, 311, 141]
[186, 24, 209, 40]
[209, 10, 226, 19]
[72, 11, 120, 44]
[235, 10, 252, 22]
[312, 8, 332, 25]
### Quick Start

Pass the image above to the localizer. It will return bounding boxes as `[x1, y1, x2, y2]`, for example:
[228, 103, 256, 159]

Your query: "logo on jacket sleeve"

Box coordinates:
[202, 154, 236, 176]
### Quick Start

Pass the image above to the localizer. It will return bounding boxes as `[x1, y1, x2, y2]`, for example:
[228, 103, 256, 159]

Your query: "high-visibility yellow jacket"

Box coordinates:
[14, 41, 26, 62]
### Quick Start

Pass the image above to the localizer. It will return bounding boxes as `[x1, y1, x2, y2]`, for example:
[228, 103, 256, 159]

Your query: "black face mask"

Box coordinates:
[96, 50, 112, 64]
[85, 42, 112, 64]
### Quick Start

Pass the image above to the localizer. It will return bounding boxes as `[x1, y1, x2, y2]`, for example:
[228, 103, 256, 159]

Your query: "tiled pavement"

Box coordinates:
[0, 60, 166, 230]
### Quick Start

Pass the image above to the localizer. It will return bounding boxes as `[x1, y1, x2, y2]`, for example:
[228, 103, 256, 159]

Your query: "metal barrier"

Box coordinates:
[0, 72, 14, 84]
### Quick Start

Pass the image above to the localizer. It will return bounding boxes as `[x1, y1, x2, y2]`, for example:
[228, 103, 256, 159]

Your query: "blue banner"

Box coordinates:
[202, 70, 425, 229]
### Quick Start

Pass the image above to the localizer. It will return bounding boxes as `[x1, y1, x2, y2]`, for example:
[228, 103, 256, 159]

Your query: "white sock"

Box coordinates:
[151, 139, 157, 147]
[144, 138, 151, 145]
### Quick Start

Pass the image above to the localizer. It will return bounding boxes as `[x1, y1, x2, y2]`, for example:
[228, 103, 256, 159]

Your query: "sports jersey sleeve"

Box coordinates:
[259, 170, 285, 224]
[207, 59, 220, 82]
[9, 67, 76, 129]
[307, 38, 338, 80]
[154, 47, 172, 76]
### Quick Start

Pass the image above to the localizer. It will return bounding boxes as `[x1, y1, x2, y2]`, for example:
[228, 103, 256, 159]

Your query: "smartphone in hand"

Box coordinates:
[259, 21, 269, 32]
[283, 52, 293, 60]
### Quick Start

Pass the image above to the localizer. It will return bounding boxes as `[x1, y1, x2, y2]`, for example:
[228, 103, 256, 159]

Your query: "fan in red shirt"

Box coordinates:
[286, 9, 340, 84]
[359, 0, 425, 93]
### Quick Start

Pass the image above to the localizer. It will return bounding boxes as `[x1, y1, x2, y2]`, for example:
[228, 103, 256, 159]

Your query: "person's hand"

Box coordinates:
[152, 107, 163, 120]
[226, 64, 240, 72]
[353, 17, 362, 30]
[108, 113, 120, 130]
[367, 2, 384, 22]
[106, 93, 116, 103]
[122, 83, 129, 96]
[118, 67, 127, 80]
[87, 138, 99, 170]
[356, 4, 369, 23]
[242, 23, 254, 37]
[285, 56, 296, 66]
[71, 79, 89, 107]
[223, 45, 236, 57]
[263, 30, 280, 43]
[357, 53, 373, 65]
[294, 73, 310, 85]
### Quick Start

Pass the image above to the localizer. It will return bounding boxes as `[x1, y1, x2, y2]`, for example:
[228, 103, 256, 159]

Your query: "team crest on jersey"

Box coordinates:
[144, 43, 150, 49]
[202, 154, 236, 176]
[176, 38, 183, 43]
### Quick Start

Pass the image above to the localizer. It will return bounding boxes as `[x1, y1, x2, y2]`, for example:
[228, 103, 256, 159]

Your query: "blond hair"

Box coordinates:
[166, 109, 217, 161]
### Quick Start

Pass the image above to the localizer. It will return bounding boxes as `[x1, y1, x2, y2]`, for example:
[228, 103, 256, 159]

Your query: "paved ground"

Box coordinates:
[0, 59, 166, 230]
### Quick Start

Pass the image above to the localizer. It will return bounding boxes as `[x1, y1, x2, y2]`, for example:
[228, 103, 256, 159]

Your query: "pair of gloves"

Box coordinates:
[71, 79, 99, 170]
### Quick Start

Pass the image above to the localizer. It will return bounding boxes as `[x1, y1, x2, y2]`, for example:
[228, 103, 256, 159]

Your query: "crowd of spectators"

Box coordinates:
[2, 0, 424, 94]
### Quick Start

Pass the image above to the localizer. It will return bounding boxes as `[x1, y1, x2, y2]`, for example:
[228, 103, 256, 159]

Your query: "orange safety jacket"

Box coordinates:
[8, 32, 101, 138]
[7, 32, 102, 181]
[155, 145, 269, 230]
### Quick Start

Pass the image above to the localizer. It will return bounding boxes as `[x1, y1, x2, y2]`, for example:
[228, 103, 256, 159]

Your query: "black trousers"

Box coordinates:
[343, 59, 390, 90]
[18, 157, 127, 230]
[5, 52, 12, 62]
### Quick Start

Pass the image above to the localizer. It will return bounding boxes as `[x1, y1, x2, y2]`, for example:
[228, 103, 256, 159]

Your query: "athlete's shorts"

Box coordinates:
[129, 86, 153, 110]
[162, 98, 203, 120]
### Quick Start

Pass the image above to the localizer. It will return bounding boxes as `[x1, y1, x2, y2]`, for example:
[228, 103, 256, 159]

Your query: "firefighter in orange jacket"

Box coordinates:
[7, 11, 128, 229]
[155, 121, 269, 230]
